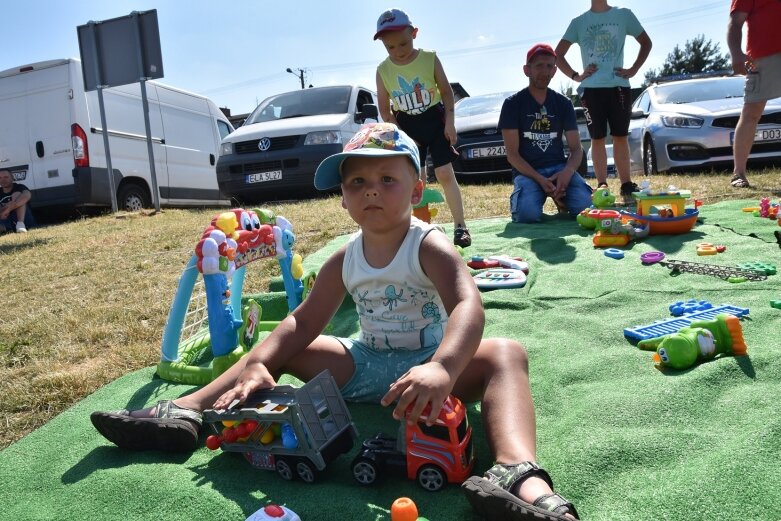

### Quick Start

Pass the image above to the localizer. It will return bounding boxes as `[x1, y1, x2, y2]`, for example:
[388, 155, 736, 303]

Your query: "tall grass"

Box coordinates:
[1, 169, 778, 449]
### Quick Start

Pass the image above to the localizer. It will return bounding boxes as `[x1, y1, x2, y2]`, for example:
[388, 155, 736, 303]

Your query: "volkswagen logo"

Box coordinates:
[258, 137, 272, 151]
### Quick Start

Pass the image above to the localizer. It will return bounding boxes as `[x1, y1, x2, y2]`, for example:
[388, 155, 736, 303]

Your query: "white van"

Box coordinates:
[0, 58, 234, 211]
[216, 85, 378, 202]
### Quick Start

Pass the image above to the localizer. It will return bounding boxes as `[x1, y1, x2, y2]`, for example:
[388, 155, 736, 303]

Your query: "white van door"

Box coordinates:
[156, 84, 222, 203]
[0, 70, 34, 190]
[86, 82, 169, 205]
[25, 63, 75, 205]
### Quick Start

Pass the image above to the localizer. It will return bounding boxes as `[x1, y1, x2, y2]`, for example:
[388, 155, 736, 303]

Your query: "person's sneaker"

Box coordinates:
[596, 182, 609, 190]
[15, 222, 27, 233]
[619, 181, 640, 204]
[454, 226, 472, 248]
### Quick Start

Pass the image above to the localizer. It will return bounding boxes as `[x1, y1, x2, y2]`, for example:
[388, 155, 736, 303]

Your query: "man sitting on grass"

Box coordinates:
[0, 169, 35, 234]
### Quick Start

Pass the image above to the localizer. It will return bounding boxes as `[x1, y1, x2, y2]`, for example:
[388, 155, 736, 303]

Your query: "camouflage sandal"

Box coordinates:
[462, 461, 580, 520]
[90, 400, 202, 452]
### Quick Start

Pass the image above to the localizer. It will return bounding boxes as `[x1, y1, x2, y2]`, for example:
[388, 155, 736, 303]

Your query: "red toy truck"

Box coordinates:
[350, 395, 475, 491]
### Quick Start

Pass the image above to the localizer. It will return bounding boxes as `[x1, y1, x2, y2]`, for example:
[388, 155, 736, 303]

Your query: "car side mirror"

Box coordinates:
[630, 109, 646, 119]
[357, 103, 379, 122]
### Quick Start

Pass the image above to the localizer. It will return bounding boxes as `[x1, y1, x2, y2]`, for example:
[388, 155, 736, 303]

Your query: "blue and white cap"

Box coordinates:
[313, 122, 421, 190]
[373, 8, 413, 40]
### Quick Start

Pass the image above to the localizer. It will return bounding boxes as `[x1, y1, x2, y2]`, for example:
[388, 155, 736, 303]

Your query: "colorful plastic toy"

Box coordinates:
[204, 370, 358, 484]
[577, 208, 649, 247]
[467, 255, 528, 273]
[624, 304, 750, 344]
[637, 314, 747, 370]
[246, 504, 301, 521]
[640, 251, 665, 264]
[350, 395, 475, 492]
[412, 188, 445, 223]
[604, 248, 624, 259]
[473, 268, 527, 290]
[736, 262, 776, 275]
[619, 189, 699, 235]
[669, 299, 713, 317]
[391, 497, 430, 521]
[157, 208, 316, 385]
[771, 300, 781, 310]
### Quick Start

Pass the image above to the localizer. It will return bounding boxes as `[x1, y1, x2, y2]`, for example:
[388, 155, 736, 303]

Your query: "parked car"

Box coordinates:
[216, 85, 379, 203]
[0, 58, 234, 212]
[448, 91, 589, 178]
[628, 75, 781, 175]
[586, 144, 616, 178]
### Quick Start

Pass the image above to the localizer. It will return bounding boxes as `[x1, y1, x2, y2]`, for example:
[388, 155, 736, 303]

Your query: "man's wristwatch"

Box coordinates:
[571, 71, 579, 80]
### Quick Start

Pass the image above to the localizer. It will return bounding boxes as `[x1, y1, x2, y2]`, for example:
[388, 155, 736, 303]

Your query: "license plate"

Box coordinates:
[755, 127, 781, 142]
[246, 170, 282, 183]
[466, 146, 506, 159]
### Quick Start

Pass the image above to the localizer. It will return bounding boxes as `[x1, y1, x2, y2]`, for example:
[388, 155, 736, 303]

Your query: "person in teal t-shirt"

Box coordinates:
[555, 1, 652, 204]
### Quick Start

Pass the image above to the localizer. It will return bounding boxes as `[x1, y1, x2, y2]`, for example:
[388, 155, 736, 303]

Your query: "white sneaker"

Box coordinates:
[15, 222, 27, 233]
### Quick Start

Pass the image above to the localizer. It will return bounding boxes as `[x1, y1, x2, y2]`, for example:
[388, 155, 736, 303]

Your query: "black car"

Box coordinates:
[447, 91, 589, 178]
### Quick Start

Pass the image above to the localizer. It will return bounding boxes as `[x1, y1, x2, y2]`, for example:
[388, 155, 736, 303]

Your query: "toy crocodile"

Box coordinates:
[637, 314, 747, 370]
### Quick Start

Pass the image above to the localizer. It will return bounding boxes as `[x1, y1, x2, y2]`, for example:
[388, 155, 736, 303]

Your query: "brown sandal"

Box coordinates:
[730, 174, 750, 188]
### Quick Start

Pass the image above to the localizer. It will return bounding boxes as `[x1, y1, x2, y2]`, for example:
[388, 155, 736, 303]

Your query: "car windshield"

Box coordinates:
[653, 77, 744, 104]
[455, 92, 515, 118]
[245, 86, 352, 124]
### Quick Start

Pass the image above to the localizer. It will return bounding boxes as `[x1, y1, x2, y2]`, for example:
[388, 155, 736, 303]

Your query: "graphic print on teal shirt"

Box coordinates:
[391, 76, 434, 115]
[353, 283, 443, 351]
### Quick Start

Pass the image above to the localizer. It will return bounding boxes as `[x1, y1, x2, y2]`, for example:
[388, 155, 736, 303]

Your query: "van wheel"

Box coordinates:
[118, 184, 151, 212]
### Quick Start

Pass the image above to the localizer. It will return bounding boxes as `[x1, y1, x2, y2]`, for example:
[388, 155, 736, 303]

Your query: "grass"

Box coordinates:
[0, 168, 778, 450]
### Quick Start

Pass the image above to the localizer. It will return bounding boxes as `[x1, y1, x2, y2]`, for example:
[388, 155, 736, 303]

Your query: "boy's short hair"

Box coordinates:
[373, 8, 413, 40]
[526, 43, 557, 64]
[313, 122, 421, 190]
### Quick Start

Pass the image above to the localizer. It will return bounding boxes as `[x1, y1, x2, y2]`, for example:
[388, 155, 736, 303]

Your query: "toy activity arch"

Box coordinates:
[157, 208, 314, 385]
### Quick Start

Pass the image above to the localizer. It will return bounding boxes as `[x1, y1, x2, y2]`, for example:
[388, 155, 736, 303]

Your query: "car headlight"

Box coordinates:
[304, 131, 342, 145]
[220, 142, 233, 156]
[659, 113, 704, 128]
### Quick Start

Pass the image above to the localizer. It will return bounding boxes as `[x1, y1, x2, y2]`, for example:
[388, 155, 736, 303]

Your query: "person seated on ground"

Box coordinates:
[91, 123, 580, 521]
[0, 169, 35, 233]
[499, 43, 593, 224]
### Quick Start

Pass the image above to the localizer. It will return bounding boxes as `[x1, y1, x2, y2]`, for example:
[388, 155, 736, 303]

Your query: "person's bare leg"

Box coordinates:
[732, 100, 766, 185]
[455, 338, 574, 518]
[434, 163, 466, 228]
[590, 138, 608, 186]
[612, 135, 632, 184]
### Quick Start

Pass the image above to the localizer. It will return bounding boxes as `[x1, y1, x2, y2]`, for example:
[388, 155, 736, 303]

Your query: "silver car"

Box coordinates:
[628, 75, 781, 175]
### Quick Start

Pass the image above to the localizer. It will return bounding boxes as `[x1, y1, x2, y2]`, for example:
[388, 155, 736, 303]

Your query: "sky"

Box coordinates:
[2, 1, 733, 116]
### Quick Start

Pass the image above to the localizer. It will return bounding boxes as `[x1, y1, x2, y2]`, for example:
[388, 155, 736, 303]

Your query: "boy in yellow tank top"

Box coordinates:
[374, 8, 472, 248]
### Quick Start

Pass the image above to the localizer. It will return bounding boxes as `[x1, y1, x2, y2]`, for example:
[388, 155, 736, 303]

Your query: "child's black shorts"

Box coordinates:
[394, 103, 458, 169]
[580, 87, 632, 139]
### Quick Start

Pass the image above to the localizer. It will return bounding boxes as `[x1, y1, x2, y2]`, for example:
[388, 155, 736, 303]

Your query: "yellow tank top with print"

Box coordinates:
[377, 49, 442, 116]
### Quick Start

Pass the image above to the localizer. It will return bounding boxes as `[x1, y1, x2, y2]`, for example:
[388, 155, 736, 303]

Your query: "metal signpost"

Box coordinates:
[77, 9, 164, 212]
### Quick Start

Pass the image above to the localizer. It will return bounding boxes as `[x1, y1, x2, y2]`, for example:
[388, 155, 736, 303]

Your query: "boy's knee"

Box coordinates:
[494, 339, 529, 369]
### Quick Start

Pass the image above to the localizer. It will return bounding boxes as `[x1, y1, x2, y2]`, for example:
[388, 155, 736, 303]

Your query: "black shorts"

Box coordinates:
[580, 87, 632, 139]
[394, 103, 458, 169]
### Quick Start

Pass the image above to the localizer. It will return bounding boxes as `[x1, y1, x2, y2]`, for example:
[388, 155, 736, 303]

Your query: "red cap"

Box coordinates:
[526, 43, 556, 63]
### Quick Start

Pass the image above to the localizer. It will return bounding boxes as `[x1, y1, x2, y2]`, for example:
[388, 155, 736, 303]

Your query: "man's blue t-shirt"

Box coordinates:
[562, 6, 645, 88]
[498, 88, 577, 172]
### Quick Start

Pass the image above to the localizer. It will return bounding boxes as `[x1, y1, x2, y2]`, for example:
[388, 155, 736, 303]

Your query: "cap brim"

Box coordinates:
[313, 148, 419, 190]
[373, 25, 410, 40]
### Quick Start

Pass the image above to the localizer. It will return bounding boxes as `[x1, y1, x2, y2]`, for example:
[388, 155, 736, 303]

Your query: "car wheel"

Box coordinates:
[295, 459, 317, 483]
[117, 183, 151, 211]
[351, 457, 378, 485]
[643, 136, 659, 176]
[417, 464, 446, 492]
[275, 458, 294, 481]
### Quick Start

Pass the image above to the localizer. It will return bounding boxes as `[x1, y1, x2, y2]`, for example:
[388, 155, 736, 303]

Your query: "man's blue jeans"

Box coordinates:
[510, 164, 593, 223]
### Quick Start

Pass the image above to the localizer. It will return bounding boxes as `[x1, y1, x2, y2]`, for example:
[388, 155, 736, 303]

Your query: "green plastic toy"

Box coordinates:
[637, 314, 747, 370]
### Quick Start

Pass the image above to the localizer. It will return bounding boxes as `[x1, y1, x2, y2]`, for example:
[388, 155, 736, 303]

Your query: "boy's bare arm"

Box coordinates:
[376, 70, 397, 124]
[213, 247, 348, 407]
[383, 231, 484, 424]
[433, 56, 457, 144]
[616, 31, 652, 79]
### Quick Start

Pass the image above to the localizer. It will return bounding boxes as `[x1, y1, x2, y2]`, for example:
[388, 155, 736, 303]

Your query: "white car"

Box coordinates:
[586, 144, 616, 178]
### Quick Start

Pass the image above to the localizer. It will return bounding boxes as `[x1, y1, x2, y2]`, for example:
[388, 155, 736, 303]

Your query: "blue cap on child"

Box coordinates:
[373, 8, 413, 40]
[313, 122, 421, 190]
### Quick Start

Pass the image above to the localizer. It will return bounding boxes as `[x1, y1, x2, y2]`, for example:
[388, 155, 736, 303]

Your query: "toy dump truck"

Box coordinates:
[204, 370, 358, 483]
[350, 395, 475, 491]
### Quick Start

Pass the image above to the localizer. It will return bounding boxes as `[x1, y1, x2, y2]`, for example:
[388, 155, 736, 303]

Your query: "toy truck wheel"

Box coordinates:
[295, 459, 317, 483]
[351, 457, 379, 485]
[417, 464, 446, 492]
[275, 458, 294, 481]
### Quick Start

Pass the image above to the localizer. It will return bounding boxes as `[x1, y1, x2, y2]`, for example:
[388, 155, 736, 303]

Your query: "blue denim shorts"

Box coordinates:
[335, 337, 439, 403]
